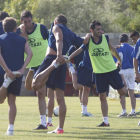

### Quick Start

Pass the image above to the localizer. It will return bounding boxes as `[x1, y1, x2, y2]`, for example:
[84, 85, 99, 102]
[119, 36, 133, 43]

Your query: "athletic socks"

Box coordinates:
[122, 109, 126, 113]
[47, 117, 52, 124]
[103, 117, 109, 124]
[82, 105, 87, 114]
[52, 61, 60, 68]
[80, 103, 83, 108]
[131, 109, 135, 114]
[40, 115, 46, 127]
[3, 78, 14, 88]
[7, 124, 14, 131]
[68, 62, 76, 74]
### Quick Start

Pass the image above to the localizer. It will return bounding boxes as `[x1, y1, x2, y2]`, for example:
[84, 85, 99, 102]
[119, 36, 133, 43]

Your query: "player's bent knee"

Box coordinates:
[0, 99, 5, 104]
[25, 84, 32, 91]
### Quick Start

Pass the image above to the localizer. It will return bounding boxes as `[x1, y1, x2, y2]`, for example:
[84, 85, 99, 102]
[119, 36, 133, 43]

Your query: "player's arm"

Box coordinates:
[0, 46, 15, 79]
[17, 42, 33, 76]
[82, 33, 91, 44]
[69, 47, 83, 60]
[18, 24, 28, 40]
[108, 39, 122, 65]
[53, 25, 65, 64]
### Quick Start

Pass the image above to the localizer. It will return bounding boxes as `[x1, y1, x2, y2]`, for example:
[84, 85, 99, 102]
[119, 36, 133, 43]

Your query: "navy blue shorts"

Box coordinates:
[34, 55, 67, 91]
[95, 69, 124, 93]
[77, 65, 94, 87]
[0, 74, 23, 96]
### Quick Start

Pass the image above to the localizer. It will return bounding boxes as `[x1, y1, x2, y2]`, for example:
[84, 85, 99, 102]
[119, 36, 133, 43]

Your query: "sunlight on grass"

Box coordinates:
[0, 97, 140, 140]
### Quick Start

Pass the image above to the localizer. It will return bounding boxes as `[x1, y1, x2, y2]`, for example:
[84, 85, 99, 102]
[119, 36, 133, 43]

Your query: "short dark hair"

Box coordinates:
[119, 33, 128, 43]
[130, 31, 139, 38]
[20, 10, 32, 20]
[90, 20, 101, 30]
[3, 17, 17, 32]
[0, 11, 9, 21]
[55, 14, 67, 25]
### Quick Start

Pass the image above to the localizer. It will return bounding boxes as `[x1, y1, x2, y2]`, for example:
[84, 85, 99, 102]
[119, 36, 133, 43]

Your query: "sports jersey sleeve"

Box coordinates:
[81, 44, 87, 51]
[40, 24, 49, 40]
[73, 33, 84, 47]
[134, 39, 140, 59]
[68, 46, 76, 56]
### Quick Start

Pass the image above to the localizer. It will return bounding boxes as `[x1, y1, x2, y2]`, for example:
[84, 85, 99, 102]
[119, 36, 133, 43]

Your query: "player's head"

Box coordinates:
[0, 11, 9, 21]
[20, 10, 33, 29]
[89, 20, 102, 37]
[130, 31, 139, 44]
[119, 33, 129, 43]
[2, 17, 17, 33]
[54, 14, 67, 25]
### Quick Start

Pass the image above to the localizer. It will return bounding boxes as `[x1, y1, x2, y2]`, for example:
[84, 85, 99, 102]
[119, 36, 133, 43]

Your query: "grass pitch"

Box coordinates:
[0, 97, 140, 140]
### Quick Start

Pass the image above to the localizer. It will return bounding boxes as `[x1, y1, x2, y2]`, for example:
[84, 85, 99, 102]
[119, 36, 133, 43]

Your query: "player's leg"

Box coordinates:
[54, 88, 66, 131]
[5, 93, 16, 136]
[5, 76, 22, 136]
[25, 69, 34, 91]
[47, 88, 54, 126]
[79, 89, 83, 108]
[0, 74, 14, 103]
[127, 73, 136, 116]
[33, 85, 48, 130]
[67, 62, 82, 90]
[32, 60, 58, 91]
[94, 73, 109, 126]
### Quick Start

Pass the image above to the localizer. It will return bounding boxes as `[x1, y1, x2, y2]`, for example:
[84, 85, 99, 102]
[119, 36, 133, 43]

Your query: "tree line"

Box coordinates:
[0, 0, 140, 33]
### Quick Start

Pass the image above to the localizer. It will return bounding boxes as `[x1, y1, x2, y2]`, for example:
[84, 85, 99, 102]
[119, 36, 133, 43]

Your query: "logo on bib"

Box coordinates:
[92, 48, 109, 56]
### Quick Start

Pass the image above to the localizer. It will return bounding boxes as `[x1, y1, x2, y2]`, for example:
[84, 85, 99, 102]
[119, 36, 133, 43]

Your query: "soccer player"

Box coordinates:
[32, 14, 91, 133]
[68, 45, 94, 116]
[116, 33, 136, 117]
[0, 11, 9, 35]
[0, 17, 32, 135]
[68, 20, 126, 126]
[18, 10, 52, 129]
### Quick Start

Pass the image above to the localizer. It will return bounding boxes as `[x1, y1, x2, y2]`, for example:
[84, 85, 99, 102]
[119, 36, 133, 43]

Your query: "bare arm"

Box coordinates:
[0, 46, 15, 79]
[108, 40, 121, 65]
[133, 58, 140, 82]
[69, 47, 83, 60]
[53, 25, 65, 64]
[82, 33, 91, 44]
[18, 24, 28, 40]
[17, 42, 33, 76]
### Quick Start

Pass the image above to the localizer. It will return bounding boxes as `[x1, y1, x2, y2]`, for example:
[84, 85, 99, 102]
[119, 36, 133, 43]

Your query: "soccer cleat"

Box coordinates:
[118, 112, 127, 117]
[33, 124, 48, 130]
[138, 121, 140, 126]
[47, 123, 53, 127]
[97, 122, 110, 127]
[136, 111, 140, 115]
[82, 112, 94, 117]
[5, 130, 14, 136]
[127, 112, 136, 117]
[47, 128, 64, 134]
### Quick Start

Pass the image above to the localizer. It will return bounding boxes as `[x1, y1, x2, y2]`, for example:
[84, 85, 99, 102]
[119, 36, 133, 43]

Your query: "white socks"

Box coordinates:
[7, 124, 14, 131]
[103, 117, 109, 124]
[122, 109, 126, 113]
[82, 105, 87, 114]
[47, 117, 52, 124]
[40, 115, 46, 127]
[3, 78, 13, 88]
[131, 109, 135, 114]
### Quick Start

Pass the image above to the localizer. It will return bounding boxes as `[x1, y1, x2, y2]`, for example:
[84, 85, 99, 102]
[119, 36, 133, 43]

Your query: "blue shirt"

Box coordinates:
[0, 22, 5, 35]
[48, 23, 84, 55]
[68, 45, 84, 70]
[134, 40, 140, 72]
[0, 32, 26, 74]
[117, 43, 134, 69]
[17, 23, 49, 40]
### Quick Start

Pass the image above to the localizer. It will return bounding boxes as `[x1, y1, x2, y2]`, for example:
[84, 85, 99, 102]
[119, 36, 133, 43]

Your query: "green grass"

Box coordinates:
[0, 97, 140, 140]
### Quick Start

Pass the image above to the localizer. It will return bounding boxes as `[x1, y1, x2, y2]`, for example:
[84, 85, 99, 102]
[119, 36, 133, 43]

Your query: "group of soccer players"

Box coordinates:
[0, 9, 140, 136]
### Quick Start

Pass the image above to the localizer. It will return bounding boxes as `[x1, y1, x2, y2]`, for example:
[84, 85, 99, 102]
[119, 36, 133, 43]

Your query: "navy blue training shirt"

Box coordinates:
[0, 22, 5, 35]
